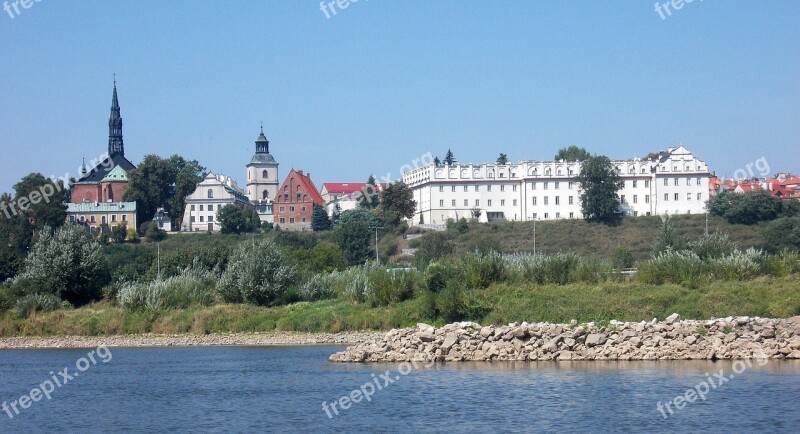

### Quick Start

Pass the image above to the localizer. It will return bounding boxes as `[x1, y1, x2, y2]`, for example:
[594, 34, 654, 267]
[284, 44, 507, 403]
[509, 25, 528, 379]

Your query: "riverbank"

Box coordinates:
[330, 315, 800, 362]
[0, 331, 382, 349]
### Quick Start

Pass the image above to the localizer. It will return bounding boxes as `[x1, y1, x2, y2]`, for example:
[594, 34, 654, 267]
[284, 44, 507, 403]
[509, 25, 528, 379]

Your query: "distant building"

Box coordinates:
[273, 169, 324, 231]
[66, 201, 136, 233]
[181, 172, 251, 232]
[320, 182, 386, 204]
[402, 145, 711, 225]
[70, 82, 136, 204]
[246, 125, 279, 224]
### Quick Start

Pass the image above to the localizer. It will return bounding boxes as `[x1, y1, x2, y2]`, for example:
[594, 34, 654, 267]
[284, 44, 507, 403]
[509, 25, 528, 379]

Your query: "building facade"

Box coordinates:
[402, 145, 711, 225]
[66, 201, 137, 233]
[70, 83, 136, 204]
[273, 169, 324, 231]
[246, 126, 279, 223]
[181, 172, 252, 232]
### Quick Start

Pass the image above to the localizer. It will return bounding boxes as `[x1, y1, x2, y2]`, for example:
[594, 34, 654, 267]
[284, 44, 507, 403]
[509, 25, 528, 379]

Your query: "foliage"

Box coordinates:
[298, 273, 339, 301]
[638, 247, 770, 285]
[554, 146, 591, 162]
[576, 155, 624, 224]
[12, 173, 69, 229]
[15, 293, 71, 318]
[447, 217, 469, 234]
[123, 155, 205, 227]
[651, 216, 685, 256]
[412, 231, 456, 266]
[217, 239, 297, 306]
[217, 204, 259, 234]
[424, 260, 463, 293]
[504, 252, 612, 286]
[611, 248, 634, 269]
[470, 208, 482, 221]
[334, 208, 378, 264]
[443, 149, 456, 166]
[117, 265, 216, 311]
[763, 216, 800, 253]
[358, 175, 380, 209]
[111, 224, 127, 243]
[13, 225, 109, 306]
[311, 204, 332, 231]
[143, 221, 168, 242]
[461, 233, 501, 254]
[496, 153, 509, 165]
[377, 181, 416, 228]
[378, 235, 399, 260]
[462, 250, 506, 288]
[307, 241, 348, 273]
[688, 232, 736, 259]
[708, 190, 783, 225]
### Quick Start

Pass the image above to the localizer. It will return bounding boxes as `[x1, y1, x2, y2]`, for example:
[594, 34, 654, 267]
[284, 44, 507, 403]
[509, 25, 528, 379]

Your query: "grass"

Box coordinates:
[3, 276, 799, 336]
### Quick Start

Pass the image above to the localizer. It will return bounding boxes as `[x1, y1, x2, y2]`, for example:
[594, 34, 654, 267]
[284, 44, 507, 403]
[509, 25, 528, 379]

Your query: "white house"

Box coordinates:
[181, 172, 252, 232]
[402, 145, 711, 225]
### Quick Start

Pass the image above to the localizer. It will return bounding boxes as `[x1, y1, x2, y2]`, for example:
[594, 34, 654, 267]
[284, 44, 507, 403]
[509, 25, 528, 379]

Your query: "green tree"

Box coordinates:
[470, 208, 482, 221]
[651, 215, 685, 256]
[496, 153, 509, 165]
[308, 241, 348, 273]
[143, 221, 167, 242]
[443, 149, 456, 166]
[358, 175, 380, 209]
[12, 173, 69, 229]
[334, 208, 378, 264]
[708, 190, 783, 225]
[764, 216, 800, 253]
[111, 224, 127, 243]
[217, 204, 259, 234]
[377, 181, 416, 228]
[433, 156, 441, 167]
[124, 155, 205, 226]
[311, 204, 332, 231]
[413, 232, 456, 266]
[331, 202, 342, 226]
[555, 146, 591, 162]
[576, 155, 624, 223]
[13, 225, 109, 306]
[217, 239, 297, 306]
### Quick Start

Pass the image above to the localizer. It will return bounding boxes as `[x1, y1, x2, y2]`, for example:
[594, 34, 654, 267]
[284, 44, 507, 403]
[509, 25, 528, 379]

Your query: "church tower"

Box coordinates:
[246, 125, 279, 204]
[108, 80, 124, 157]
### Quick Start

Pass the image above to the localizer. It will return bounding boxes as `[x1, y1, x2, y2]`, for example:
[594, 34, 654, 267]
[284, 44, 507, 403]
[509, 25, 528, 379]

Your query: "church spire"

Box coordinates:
[255, 124, 269, 154]
[108, 79, 124, 157]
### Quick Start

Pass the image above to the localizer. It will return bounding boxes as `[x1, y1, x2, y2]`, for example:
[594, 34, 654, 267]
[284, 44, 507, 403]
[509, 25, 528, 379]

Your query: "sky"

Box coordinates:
[1, 1, 798, 194]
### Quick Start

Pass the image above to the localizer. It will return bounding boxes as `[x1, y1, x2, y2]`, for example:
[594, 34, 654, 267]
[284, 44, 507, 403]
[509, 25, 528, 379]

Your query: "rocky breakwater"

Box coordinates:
[330, 314, 800, 362]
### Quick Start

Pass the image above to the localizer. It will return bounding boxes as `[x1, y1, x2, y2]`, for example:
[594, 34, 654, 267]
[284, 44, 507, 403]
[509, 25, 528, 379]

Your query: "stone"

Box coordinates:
[585, 333, 607, 347]
[417, 323, 435, 334]
[442, 333, 459, 351]
[665, 313, 681, 324]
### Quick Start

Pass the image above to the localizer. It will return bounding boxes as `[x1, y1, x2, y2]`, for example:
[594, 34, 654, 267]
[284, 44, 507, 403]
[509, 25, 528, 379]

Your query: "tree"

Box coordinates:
[308, 241, 348, 273]
[142, 221, 167, 242]
[763, 216, 800, 253]
[443, 149, 456, 166]
[708, 190, 783, 225]
[334, 208, 378, 264]
[331, 201, 342, 226]
[554, 146, 591, 162]
[12, 173, 69, 229]
[217, 239, 296, 306]
[651, 215, 685, 256]
[377, 181, 416, 227]
[496, 153, 509, 165]
[217, 204, 259, 234]
[13, 225, 109, 306]
[358, 175, 380, 209]
[111, 224, 127, 243]
[433, 156, 441, 167]
[470, 208, 482, 221]
[123, 154, 205, 227]
[576, 155, 624, 223]
[311, 204, 332, 231]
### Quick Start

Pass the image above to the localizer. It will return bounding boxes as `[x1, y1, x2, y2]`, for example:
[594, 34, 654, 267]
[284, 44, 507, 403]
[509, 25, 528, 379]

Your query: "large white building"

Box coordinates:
[402, 145, 711, 225]
[181, 172, 252, 232]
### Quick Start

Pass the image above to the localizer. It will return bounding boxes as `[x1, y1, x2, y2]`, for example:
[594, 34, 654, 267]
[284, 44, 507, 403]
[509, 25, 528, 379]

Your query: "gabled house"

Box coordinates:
[273, 169, 324, 231]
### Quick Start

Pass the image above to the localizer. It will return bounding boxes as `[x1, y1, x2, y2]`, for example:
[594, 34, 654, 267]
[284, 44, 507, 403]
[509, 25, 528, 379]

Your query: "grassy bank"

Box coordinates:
[3, 276, 799, 336]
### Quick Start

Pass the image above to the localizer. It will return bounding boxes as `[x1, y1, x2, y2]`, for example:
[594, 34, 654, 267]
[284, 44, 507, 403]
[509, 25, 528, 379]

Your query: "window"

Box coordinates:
[569, 212, 574, 218]
[200, 216, 204, 222]
[513, 199, 518, 206]
[697, 178, 702, 186]
[500, 185, 505, 192]
[451, 199, 456, 206]
[279, 218, 285, 224]
[207, 189, 213, 199]
[664, 178, 668, 186]
[674, 193, 679, 201]
[439, 200, 444, 207]
[645, 195, 650, 203]
[122, 215, 127, 222]
[111, 214, 117, 222]
[208, 216, 214, 222]
[556, 212, 560, 218]
[633, 180, 638, 188]
[555, 182, 559, 190]
[487, 185, 492, 192]
[262, 191, 269, 200]
[532, 197, 537, 205]
[279, 206, 285, 212]
[687, 193, 692, 200]
[544, 213, 549, 219]
[544, 182, 549, 190]
[532, 183, 536, 190]
[475, 199, 480, 207]
[513, 185, 517, 192]
[532, 213, 538, 219]
[488, 200, 492, 207]
[568, 182, 574, 189]
[439, 186, 444, 192]
[633, 195, 638, 204]
[634, 211, 638, 217]
[686, 178, 691, 186]
[262, 170, 268, 179]
[302, 218, 306, 222]
[290, 218, 295, 223]
[199, 205, 204, 211]
[451, 186, 456, 192]
[544, 197, 549, 205]
[664, 193, 669, 201]
[475, 185, 479, 192]
[697, 192, 702, 200]
[464, 199, 468, 206]
[190, 216, 195, 223]
[464, 185, 468, 192]
[645, 180, 650, 188]
[302, 206, 306, 212]
[191, 205, 195, 211]
[91, 216, 95, 223]
[621, 195, 626, 203]
[674, 178, 679, 186]
[569, 196, 574, 205]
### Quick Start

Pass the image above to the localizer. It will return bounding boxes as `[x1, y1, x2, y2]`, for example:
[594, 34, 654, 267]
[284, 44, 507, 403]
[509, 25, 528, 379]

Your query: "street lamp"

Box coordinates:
[369, 224, 384, 263]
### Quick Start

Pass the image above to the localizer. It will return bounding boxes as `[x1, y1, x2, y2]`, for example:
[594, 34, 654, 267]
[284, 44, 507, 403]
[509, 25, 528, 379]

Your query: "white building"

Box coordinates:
[246, 126, 279, 224]
[181, 172, 252, 232]
[402, 145, 711, 225]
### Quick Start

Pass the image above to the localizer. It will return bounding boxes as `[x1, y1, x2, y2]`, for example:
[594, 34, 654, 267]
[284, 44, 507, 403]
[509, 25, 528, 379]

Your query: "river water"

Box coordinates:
[1, 346, 798, 433]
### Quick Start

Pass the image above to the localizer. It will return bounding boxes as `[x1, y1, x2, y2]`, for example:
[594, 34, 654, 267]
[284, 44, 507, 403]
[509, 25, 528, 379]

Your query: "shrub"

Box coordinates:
[424, 261, 463, 293]
[217, 239, 297, 306]
[413, 232, 456, 266]
[15, 293, 71, 318]
[308, 241, 348, 273]
[688, 233, 736, 260]
[0, 284, 20, 311]
[764, 217, 800, 253]
[708, 248, 764, 281]
[298, 273, 338, 301]
[611, 248, 634, 269]
[462, 250, 506, 288]
[638, 250, 705, 285]
[117, 273, 216, 311]
[365, 268, 420, 307]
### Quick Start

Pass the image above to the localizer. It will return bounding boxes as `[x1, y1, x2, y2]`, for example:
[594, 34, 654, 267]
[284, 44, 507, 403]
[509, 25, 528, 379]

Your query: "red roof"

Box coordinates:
[322, 182, 387, 195]
[279, 169, 324, 206]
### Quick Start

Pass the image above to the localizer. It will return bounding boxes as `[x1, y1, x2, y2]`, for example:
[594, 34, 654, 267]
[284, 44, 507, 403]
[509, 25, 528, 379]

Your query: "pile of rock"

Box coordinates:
[329, 314, 800, 362]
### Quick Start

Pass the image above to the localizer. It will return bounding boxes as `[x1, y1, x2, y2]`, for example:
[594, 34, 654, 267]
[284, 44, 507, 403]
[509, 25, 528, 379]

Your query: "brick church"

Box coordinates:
[70, 82, 136, 204]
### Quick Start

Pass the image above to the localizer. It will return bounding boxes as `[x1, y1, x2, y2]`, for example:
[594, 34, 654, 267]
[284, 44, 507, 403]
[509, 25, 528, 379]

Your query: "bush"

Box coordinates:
[506, 253, 589, 285]
[462, 250, 506, 288]
[307, 242, 348, 273]
[688, 233, 736, 260]
[117, 268, 216, 311]
[365, 268, 420, 307]
[424, 261, 463, 293]
[378, 236, 399, 260]
[638, 250, 705, 285]
[298, 273, 338, 301]
[413, 232, 456, 266]
[217, 239, 297, 306]
[0, 284, 20, 311]
[15, 293, 71, 318]
[611, 248, 634, 269]
[764, 217, 800, 253]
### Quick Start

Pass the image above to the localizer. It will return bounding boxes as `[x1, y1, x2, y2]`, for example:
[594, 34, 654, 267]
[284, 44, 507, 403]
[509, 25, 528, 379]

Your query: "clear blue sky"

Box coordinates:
[1, 1, 798, 193]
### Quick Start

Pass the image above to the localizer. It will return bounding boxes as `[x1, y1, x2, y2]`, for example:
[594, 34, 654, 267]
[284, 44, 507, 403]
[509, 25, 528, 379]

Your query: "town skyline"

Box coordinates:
[2, 2, 798, 193]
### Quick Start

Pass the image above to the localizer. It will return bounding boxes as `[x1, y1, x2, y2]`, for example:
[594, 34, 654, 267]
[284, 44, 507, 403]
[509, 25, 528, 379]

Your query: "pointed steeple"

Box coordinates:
[108, 78, 124, 157]
[255, 123, 270, 154]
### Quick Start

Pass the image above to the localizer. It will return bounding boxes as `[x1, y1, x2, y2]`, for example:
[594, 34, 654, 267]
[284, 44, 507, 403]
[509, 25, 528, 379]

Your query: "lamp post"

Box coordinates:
[369, 224, 383, 263]
[533, 218, 537, 256]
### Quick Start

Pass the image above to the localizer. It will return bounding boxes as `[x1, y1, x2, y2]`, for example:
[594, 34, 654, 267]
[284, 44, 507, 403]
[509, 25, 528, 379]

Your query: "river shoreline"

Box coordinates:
[0, 331, 383, 349]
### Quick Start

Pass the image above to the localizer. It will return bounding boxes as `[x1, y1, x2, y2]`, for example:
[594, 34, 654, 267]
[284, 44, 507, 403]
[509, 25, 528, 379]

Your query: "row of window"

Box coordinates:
[663, 177, 703, 186]
[190, 215, 214, 223]
[69, 214, 128, 224]
[663, 193, 703, 201]
[278, 217, 307, 224]
[438, 196, 579, 208]
[531, 212, 575, 219]
[436, 177, 704, 193]
[190, 203, 223, 212]
[278, 206, 307, 213]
